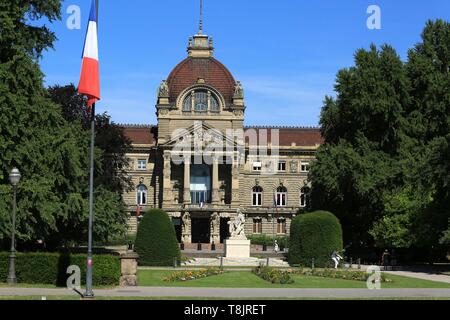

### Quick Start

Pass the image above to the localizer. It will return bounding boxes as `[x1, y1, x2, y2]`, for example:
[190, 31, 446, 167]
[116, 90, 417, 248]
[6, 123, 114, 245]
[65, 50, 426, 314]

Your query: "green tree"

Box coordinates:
[312, 20, 450, 258]
[0, 1, 128, 249]
[311, 45, 409, 248]
[406, 20, 450, 249]
[47, 84, 133, 195]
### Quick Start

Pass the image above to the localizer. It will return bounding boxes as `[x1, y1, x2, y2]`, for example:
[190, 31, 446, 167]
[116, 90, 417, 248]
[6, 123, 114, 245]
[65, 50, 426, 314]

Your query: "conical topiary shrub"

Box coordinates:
[135, 209, 181, 266]
[288, 211, 343, 267]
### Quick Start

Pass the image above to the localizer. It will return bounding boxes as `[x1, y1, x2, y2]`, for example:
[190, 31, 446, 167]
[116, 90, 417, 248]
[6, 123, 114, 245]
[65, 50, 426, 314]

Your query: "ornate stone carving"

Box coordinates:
[227, 208, 247, 240]
[158, 80, 169, 97]
[159, 109, 169, 116]
[234, 81, 244, 98]
[233, 110, 244, 117]
[211, 212, 220, 236]
[182, 212, 191, 243]
[290, 161, 298, 173]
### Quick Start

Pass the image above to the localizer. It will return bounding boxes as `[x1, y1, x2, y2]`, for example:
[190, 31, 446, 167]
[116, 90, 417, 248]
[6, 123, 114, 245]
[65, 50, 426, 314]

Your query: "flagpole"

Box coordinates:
[272, 192, 275, 250]
[85, 102, 96, 298]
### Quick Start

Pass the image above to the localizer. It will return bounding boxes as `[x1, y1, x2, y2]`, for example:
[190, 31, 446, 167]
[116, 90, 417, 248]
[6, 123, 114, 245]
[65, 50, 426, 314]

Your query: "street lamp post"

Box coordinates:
[7, 168, 21, 285]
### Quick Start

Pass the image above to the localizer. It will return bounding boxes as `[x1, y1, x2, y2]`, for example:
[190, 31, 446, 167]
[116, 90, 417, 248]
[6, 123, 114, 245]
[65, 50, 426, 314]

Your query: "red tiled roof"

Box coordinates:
[245, 127, 324, 147]
[122, 125, 156, 145]
[121, 124, 323, 148]
[167, 57, 236, 103]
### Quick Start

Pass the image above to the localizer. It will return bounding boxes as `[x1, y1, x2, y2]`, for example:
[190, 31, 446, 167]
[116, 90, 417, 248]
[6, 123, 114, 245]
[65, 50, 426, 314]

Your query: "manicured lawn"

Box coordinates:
[137, 270, 450, 289]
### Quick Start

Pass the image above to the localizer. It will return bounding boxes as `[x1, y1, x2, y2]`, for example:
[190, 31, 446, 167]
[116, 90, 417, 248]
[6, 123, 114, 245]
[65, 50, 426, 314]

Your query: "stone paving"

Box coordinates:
[1, 287, 450, 299]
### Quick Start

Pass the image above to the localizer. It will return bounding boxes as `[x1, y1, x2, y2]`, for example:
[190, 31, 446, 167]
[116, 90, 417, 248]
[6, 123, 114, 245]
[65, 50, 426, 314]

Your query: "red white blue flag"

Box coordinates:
[78, 0, 100, 108]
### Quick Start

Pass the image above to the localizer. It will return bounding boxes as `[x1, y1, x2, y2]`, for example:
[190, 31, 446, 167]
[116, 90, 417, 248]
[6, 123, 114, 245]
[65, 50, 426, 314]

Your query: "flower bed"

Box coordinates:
[163, 268, 224, 282]
[253, 267, 392, 284]
[291, 268, 392, 283]
[252, 266, 294, 284]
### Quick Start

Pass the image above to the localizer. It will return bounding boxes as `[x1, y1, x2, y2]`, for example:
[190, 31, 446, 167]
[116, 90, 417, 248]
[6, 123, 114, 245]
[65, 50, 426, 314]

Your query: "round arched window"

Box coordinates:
[182, 89, 220, 113]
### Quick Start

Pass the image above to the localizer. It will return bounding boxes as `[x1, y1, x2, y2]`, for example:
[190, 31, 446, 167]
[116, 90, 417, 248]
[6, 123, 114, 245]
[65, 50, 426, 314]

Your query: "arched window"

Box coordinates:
[300, 186, 311, 208]
[252, 186, 263, 207]
[136, 185, 148, 206]
[210, 95, 219, 112]
[276, 186, 287, 207]
[182, 89, 220, 113]
[183, 95, 192, 112]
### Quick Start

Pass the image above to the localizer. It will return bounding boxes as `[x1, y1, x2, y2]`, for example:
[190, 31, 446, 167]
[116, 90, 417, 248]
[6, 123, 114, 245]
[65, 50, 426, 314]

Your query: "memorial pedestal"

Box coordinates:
[224, 239, 251, 258]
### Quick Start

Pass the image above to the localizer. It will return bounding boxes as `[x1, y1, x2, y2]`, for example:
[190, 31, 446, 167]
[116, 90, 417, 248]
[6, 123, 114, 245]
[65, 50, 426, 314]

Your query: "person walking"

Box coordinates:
[331, 250, 343, 269]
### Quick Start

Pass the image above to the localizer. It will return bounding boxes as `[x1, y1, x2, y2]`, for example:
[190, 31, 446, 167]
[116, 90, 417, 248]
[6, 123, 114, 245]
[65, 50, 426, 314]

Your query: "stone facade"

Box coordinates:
[120, 29, 323, 244]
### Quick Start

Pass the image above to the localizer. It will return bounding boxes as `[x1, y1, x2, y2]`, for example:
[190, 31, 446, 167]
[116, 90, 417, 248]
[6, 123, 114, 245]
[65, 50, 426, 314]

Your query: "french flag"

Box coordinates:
[78, 0, 100, 108]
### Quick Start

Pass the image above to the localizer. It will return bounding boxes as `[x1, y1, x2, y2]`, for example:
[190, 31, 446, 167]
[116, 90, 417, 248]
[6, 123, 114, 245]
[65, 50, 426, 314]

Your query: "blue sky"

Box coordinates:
[40, 0, 450, 127]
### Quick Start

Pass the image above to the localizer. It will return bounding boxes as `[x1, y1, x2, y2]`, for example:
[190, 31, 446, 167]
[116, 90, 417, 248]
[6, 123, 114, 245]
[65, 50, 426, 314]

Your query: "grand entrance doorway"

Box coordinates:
[172, 218, 182, 243]
[191, 218, 210, 244]
[220, 218, 230, 243]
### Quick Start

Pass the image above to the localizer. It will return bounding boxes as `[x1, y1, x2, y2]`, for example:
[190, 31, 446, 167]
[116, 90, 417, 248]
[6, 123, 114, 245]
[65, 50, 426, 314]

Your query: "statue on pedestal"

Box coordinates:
[234, 81, 244, 99]
[158, 80, 169, 97]
[228, 209, 247, 240]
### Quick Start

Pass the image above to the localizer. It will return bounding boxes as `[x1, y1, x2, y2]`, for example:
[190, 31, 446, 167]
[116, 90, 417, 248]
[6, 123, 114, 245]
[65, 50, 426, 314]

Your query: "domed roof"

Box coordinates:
[167, 57, 236, 103]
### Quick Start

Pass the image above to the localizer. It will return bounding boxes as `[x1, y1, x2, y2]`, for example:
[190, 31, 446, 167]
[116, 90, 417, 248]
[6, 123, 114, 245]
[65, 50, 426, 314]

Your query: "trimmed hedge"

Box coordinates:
[248, 235, 289, 249]
[0, 252, 120, 286]
[135, 209, 181, 266]
[289, 211, 343, 267]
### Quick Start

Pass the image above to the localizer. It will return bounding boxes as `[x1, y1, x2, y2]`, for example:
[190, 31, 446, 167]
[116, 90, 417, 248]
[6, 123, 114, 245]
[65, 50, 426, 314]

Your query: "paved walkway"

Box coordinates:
[384, 271, 450, 284]
[1, 287, 450, 299]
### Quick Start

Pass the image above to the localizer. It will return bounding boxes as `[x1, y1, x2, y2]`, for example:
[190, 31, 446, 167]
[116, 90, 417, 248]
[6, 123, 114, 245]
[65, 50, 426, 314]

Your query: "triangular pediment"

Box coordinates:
[161, 121, 240, 149]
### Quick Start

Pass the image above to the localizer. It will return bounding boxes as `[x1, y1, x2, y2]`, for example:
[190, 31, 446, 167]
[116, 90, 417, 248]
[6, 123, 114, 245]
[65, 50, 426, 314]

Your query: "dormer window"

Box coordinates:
[182, 89, 220, 113]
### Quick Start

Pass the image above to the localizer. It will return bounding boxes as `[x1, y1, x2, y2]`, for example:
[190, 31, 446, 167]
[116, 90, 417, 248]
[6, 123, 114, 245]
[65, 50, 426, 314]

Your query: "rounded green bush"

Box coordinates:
[288, 211, 343, 267]
[135, 209, 181, 266]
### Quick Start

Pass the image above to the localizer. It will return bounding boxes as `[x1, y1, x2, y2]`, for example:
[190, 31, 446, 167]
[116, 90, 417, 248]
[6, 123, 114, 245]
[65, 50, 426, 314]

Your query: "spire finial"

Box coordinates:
[199, 0, 203, 34]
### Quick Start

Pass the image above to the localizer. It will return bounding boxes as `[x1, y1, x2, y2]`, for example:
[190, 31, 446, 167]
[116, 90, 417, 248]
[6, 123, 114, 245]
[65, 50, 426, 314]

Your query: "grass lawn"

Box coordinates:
[138, 270, 450, 289]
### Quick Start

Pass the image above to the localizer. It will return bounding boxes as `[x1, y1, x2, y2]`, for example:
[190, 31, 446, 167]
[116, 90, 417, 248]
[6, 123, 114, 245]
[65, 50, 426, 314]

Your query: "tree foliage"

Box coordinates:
[0, 1, 128, 250]
[311, 20, 450, 257]
[289, 211, 343, 267]
[47, 84, 133, 195]
[135, 209, 181, 266]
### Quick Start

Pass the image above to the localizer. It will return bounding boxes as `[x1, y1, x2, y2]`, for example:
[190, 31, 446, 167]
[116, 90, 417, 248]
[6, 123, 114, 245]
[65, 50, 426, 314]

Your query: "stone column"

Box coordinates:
[163, 151, 172, 206]
[183, 155, 191, 204]
[211, 156, 219, 204]
[231, 152, 240, 204]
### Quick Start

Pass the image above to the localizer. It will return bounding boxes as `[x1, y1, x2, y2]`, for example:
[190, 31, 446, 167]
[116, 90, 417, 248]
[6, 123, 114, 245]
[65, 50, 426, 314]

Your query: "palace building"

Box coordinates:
[120, 24, 323, 245]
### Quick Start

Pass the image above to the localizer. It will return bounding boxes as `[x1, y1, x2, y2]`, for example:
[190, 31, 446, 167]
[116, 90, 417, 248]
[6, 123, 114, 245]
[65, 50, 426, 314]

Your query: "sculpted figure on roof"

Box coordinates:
[234, 81, 244, 99]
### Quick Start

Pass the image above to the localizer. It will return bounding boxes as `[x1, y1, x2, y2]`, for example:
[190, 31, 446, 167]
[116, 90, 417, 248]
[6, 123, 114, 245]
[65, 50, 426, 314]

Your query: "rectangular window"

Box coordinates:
[277, 219, 287, 234]
[253, 161, 262, 172]
[301, 162, 310, 173]
[276, 193, 287, 207]
[278, 161, 286, 172]
[253, 219, 262, 234]
[252, 192, 262, 206]
[138, 159, 147, 171]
